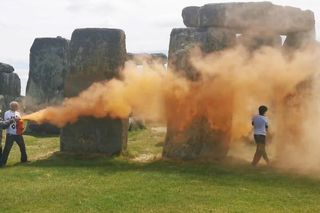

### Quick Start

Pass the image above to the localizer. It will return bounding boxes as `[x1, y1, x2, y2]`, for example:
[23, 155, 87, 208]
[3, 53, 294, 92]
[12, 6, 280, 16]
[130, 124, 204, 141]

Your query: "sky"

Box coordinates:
[1, 0, 320, 95]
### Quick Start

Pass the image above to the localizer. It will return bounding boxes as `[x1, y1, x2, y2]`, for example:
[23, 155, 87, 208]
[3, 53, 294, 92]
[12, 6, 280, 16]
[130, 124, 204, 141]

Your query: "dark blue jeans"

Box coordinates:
[0, 131, 3, 160]
[0, 143, 2, 161]
[1, 134, 27, 166]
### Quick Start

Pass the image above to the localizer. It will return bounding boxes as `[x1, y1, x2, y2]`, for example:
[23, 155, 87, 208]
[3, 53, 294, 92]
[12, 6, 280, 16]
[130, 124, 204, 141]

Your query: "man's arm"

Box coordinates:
[4, 111, 9, 121]
[265, 118, 269, 131]
[0, 119, 14, 129]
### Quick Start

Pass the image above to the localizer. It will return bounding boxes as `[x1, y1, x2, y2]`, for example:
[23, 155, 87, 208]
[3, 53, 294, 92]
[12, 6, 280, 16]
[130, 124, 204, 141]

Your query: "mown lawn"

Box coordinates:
[0, 128, 319, 213]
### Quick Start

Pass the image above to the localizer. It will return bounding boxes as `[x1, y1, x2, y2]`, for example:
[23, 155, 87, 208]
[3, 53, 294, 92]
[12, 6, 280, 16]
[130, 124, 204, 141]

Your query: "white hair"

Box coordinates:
[9, 101, 19, 110]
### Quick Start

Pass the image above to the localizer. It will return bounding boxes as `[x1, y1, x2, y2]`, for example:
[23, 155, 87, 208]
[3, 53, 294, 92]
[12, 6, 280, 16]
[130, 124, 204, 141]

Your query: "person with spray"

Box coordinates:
[251, 105, 270, 166]
[1, 101, 27, 166]
[0, 109, 15, 160]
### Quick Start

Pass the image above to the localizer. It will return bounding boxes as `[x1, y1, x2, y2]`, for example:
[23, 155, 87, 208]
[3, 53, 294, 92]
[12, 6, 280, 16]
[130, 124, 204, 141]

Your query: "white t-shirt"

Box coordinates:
[252, 115, 268, 136]
[4, 110, 21, 135]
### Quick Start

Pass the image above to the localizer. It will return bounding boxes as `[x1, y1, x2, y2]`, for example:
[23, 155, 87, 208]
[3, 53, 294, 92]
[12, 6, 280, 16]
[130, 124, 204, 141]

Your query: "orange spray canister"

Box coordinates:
[16, 119, 25, 135]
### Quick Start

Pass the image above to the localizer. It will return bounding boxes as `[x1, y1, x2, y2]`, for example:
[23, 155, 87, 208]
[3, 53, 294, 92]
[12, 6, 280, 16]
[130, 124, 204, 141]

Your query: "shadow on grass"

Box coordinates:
[22, 151, 320, 189]
[23, 133, 59, 138]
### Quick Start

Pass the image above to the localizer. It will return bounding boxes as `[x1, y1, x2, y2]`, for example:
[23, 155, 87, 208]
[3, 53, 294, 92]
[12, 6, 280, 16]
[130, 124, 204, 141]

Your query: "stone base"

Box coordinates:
[60, 117, 128, 155]
[163, 117, 230, 160]
[25, 123, 60, 135]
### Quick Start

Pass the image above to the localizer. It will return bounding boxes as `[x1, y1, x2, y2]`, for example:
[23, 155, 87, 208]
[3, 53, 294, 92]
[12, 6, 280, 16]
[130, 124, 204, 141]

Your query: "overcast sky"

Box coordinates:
[1, 0, 320, 95]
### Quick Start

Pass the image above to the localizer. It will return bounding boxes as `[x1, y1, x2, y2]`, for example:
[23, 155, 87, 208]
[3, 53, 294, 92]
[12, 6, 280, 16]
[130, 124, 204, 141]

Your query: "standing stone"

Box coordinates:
[60, 28, 128, 154]
[0, 95, 5, 115]
[0, 66, 21, 114]
[163, 27, 236, 160]
[0, 72, 20, 97]
[168, 28, 236, 79]
[0, 62, 14, 73]
[25, 37, 69, 134]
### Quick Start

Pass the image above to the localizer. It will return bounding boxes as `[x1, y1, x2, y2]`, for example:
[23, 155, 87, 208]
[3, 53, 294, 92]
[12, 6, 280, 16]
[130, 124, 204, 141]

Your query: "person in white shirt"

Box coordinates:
[251, 105, 270, 166]
[1, 101, 28, 166]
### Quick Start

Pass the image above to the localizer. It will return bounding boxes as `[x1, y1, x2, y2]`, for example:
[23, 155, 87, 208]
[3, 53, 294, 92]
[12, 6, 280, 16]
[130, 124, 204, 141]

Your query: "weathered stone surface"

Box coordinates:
[127, 53, 167, 65]
[183, 2, 315, 35]
[168, 28, 236, 79]
[26, 37, 69, 107]
[0, 62, 14, 73]
[182, 6, 200, 28]
[61, 117, 128, 154]
[283, 28, 316, 49]
[65, 28, 126, 97]
[25, 37, 69, 134]
[164, 117, 230, 160]
[0, 72, 21, 97]
[0, 62, 21, 113]
[164, 27, 235, 160]
[61, 28, 128, 154]
[237, 34, 282, 50]
[0, 95, 5, 114]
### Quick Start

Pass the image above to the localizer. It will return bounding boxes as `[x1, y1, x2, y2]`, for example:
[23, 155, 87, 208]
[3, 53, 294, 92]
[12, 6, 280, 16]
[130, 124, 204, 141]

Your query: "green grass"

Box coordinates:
[0, 128, 320, 212]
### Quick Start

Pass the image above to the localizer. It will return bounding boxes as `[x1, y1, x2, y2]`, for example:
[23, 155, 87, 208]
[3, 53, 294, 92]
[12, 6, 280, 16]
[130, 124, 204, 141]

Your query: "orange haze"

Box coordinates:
[23, 45, 320, 173]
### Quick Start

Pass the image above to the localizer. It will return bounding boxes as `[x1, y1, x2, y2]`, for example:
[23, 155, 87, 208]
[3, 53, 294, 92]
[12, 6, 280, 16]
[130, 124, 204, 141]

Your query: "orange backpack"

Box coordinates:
[16, 119, 25, 135]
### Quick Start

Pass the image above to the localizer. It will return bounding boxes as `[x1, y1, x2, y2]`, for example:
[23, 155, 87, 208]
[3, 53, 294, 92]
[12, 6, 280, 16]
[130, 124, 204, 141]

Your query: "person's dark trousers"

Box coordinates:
[0, 131, 2, 160]
[0, 144, 2, 161]
[1, 134, 27, 166]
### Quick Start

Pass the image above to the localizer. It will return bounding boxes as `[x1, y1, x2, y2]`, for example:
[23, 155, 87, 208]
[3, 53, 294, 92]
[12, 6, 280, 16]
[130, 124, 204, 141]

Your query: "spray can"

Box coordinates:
[16, 119, 25, 135]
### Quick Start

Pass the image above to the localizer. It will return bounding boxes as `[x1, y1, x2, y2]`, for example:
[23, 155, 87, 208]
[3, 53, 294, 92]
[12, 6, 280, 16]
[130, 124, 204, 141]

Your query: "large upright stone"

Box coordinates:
[0, 62, 14, 73]
[60, 28, 128, 154]
[183, 2, 315, 35]
[168, 28, 236, 79]
[163, 28, 236, 160]
[0, 72, 20, 97]
[0, 62, 21, 114]
[25, 37, 69, 134]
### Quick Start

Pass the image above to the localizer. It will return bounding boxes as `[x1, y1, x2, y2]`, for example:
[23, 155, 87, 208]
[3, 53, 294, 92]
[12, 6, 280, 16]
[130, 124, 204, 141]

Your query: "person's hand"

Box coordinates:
[15, 116, 21, 121]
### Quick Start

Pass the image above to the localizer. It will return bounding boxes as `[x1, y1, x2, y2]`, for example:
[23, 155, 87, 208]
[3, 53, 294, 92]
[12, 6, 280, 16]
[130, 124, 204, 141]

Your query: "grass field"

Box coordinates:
[0, 128, 320, 212]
